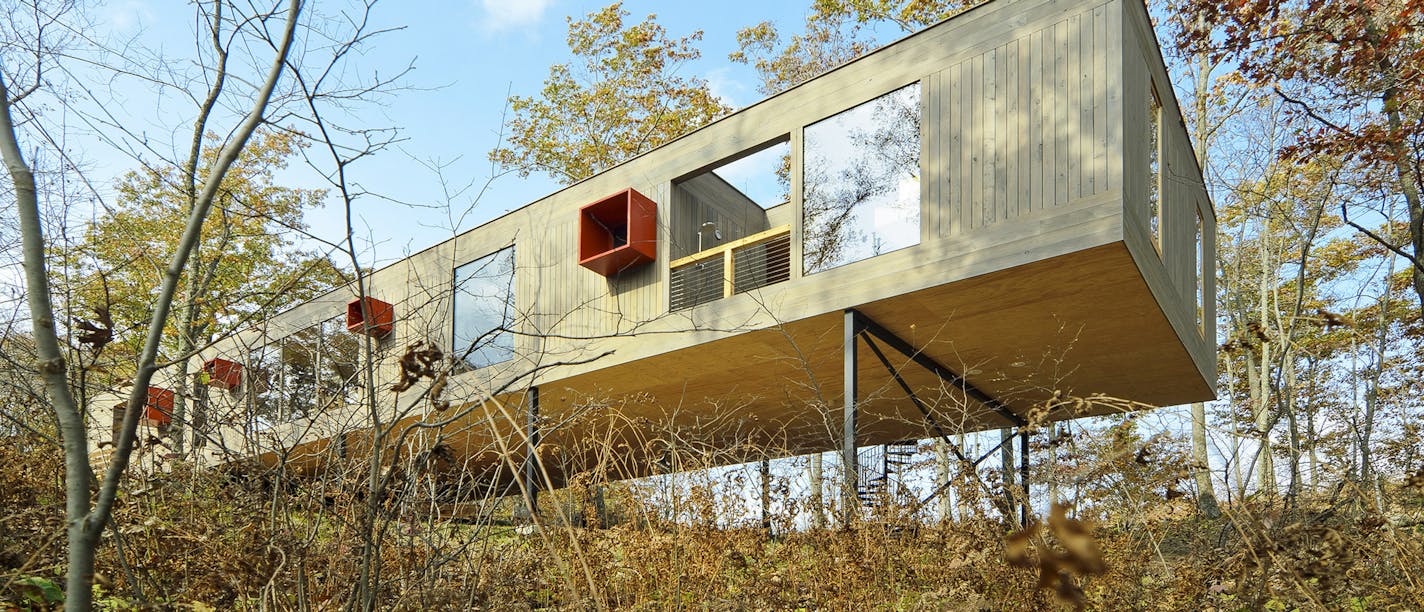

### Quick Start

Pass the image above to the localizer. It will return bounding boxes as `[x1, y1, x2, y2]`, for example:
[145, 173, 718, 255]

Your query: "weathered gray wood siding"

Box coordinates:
[929, 0, 1122, 237]
[1120, 0, 1216, 390]
[669, 174, 773, 260]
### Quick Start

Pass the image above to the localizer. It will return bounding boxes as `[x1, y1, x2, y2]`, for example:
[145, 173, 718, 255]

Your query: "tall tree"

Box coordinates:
[64, 130, 346, 453]
[1158, 0, 1247, 516]
[729, 18, 871, 96]
[1179, 0, 1424, 320]
[490, 2, 730, 184]
[1, 1, 302, 608]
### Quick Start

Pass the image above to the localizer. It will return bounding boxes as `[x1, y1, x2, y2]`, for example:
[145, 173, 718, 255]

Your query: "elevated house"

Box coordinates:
[94, 0, 1214, 509]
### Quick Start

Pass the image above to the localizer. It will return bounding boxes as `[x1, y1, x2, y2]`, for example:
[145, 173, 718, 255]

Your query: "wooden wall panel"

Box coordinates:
[936, 0, 1121, 237]
[1119, 0, 1216, 393]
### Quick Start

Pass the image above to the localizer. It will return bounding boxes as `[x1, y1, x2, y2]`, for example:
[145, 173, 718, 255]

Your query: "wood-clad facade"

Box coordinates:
[91, 0, 1215, 484]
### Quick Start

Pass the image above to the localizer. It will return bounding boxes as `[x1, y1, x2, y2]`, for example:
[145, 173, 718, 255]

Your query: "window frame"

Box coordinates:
[450, 244, 518, 371]
[1147, 80, 1164, 255]
[799, 80, 925, 275]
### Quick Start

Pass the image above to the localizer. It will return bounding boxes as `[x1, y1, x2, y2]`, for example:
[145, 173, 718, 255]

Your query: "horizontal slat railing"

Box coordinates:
[731, 231, 791, 294]
[669, 225, 791, 311]
[669, 255, 725, 311]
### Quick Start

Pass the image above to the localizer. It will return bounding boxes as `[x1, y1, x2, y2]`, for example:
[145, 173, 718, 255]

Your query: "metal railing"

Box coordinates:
[669, 225, 791, 311]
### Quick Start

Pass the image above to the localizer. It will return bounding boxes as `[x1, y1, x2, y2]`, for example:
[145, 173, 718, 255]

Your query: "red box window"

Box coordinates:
[144, 387, 174, 426]
[202, 358, 243, 390]
[578, 188, 657, 276]
[347, 296, 394, 338]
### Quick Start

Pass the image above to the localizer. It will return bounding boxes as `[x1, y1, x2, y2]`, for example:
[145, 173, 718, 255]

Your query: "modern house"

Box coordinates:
[94, 0, 1214, 506]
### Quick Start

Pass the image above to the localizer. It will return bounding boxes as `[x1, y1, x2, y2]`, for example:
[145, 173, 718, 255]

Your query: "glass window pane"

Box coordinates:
[1195, 208, 1205, 332]
[453, 246, 516, 369]
[803, 82, 921, 274]
[1148, 83, 1162, 253]
[247, 345, 280, 428]
[319, 316, 361, 408]
[280, 326, 319, 420]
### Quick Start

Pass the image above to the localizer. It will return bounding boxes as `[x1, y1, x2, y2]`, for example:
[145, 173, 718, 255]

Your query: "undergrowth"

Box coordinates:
[2, 433, 1421, 610]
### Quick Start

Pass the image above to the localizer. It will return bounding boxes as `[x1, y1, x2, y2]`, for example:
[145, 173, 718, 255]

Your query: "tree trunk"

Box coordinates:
[1305, 398, 1320, 493]
[1255, 342, 1274, 497]
[1284, 361, 1302, 504]
[1190, 402, 1220, 517]
[0, 71, 103, 610]
[809, 452, 824, 528]
[1254, 222, 1275, 497]
[1360, 271, 1392, 493]
[1185, 24, 1222, 517]
[1373, 40, 1424, 321]
[169, 265, 206, 457]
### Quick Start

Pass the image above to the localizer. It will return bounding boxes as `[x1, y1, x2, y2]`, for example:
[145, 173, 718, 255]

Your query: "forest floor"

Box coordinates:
[2, 434, 1422, 610]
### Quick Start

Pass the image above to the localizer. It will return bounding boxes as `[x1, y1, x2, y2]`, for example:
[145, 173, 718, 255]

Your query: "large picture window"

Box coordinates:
[1148, 82, 1163, 253]
[453, 246, 516, 369]
[248, 316, 360, 426]
[803, 82, 922, 274]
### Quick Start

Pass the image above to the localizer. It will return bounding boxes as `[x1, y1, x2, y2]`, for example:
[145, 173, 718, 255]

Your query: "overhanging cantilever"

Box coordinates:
[850, 309, 1026, 428]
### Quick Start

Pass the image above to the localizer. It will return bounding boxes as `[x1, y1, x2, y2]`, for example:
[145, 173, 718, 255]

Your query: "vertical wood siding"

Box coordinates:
[935, 0, 1121, 237]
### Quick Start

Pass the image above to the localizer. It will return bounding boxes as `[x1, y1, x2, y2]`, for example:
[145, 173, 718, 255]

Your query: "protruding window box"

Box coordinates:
[347, 296, 394, 338]
[578, 188, 657, 276]
[144, 387, 174, 427]
[202, 358, 243, 390]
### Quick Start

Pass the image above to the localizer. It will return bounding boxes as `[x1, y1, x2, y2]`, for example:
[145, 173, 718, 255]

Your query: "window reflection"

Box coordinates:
[803, 82, 921, 274]
[453, 246, 516, 369]
[671, 139, 790, 261]
[319, 317, 360, 405]
[1148, 82, 1162, 253]
[279, 326, 319, 419]
[247, 315, 362, 428]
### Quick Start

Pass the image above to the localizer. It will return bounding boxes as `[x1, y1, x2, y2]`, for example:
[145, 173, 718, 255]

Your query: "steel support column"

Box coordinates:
[1019, 430, 1030, 525]
[843, 308, 1029, 522]
[842, 309, 858, 526]
[525, 385, 540, 516]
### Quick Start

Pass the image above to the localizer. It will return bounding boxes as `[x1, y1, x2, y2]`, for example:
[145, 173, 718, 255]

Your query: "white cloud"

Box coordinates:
[477, 0, 554, 32]
[104, 1, 155, 35]
[704, 66, 751, 109]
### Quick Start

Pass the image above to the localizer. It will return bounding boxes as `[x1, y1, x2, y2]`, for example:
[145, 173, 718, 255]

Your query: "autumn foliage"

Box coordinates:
[4, 425, 1422, 610]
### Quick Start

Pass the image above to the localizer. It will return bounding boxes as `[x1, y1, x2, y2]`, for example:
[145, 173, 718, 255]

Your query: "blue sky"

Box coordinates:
[89, 1, 857, 265]
[350, 0, 808, 256]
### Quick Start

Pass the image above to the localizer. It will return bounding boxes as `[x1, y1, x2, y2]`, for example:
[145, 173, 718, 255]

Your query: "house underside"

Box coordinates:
[98, 0, 1216, 514]
[264, 241, 1208, 495]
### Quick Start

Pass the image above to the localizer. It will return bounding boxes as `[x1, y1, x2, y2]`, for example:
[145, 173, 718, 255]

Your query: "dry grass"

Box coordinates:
[2, 429, 1422, 611]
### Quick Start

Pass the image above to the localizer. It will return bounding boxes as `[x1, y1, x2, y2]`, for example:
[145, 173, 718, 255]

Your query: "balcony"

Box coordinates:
[669, 225, 791, 311]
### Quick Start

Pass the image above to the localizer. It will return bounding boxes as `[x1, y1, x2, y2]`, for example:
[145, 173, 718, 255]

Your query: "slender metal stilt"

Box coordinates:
[759, 458, 771, 532]
[1001, 428, 1016, 518]
[1019, 430, 1030, 525]
[842, 309, 858, 526]
[525, 386, 540, 517]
